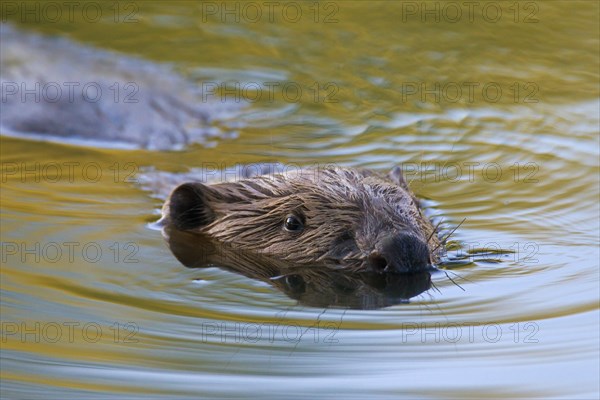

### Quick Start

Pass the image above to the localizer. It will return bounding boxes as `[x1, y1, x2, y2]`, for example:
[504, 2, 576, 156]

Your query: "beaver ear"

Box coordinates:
[388, 166, 409, 190]
[167, 182, 216, 230]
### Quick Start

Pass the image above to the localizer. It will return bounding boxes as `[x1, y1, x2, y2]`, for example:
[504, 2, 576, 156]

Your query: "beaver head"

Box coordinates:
[162, 167, 440, 274]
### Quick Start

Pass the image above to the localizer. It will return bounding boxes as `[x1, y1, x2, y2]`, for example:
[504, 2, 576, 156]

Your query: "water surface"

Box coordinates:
[1, 1, 599, 399]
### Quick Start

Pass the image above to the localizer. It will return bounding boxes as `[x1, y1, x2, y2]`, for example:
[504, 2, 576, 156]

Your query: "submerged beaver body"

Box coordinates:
[0, 24, 241, 150]
[163, 166, 441, 274]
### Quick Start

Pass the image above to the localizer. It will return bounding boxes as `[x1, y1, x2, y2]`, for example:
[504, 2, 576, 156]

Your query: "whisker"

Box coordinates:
[444, 269, 474, 284]
[427, 217, 444, 244]
[429, 280, 442, 294]
[443, 269, 465, 291]
[432, 217, 466, 253]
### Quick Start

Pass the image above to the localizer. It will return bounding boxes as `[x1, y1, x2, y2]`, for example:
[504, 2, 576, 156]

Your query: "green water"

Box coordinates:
[1, 1, 599, 399]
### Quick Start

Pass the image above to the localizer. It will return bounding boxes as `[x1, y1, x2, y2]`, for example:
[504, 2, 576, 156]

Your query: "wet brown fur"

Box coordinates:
[163, 166, 441, 273]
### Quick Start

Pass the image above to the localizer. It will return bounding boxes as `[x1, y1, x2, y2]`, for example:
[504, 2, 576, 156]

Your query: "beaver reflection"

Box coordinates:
[164, 227, 432, 310]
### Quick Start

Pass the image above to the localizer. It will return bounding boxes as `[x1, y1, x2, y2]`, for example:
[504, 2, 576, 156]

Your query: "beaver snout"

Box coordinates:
[368, 233, 431, 274]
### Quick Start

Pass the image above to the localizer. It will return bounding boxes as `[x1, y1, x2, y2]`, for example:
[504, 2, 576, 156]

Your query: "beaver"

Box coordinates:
[162, 165, 442, 274]
[0, 23, 242, 150]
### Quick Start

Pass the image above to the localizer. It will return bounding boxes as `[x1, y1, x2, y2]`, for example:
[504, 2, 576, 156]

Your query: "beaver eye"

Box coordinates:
[284, 215, 304, 232]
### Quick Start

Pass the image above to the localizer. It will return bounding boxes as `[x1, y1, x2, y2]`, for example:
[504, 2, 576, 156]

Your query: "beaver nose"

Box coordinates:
[369, 233, 430, 274]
